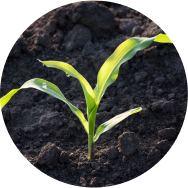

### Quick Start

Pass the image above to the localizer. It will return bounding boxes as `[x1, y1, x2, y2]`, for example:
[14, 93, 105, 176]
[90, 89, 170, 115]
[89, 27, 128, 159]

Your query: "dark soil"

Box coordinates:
[0, 1, 187, 187]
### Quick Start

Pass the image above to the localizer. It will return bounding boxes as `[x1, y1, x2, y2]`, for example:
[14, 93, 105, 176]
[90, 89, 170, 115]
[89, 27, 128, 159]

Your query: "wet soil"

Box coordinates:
[0, 1, 187, 187]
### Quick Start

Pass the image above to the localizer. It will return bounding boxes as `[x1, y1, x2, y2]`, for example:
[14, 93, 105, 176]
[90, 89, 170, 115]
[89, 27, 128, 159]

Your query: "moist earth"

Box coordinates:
[0, 1, 187, 187]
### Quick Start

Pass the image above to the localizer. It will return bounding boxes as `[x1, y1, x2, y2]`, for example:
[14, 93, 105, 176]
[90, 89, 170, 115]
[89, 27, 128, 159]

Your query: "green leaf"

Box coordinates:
[0, 78, 89, 134]
[94, 34, 172, 105]
[38, 60, 96, 117]
[0, 89, 20, 109]
[94, 107, 142, 142]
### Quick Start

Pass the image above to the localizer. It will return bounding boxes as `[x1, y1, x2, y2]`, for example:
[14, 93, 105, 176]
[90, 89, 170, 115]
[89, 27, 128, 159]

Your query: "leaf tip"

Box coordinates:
[154, 34, 173, 43]
[37, 59, 42, 63]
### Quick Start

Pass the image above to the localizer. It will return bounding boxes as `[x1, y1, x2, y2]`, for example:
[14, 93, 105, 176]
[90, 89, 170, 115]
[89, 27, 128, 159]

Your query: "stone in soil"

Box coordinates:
[158, 128, 177, 141]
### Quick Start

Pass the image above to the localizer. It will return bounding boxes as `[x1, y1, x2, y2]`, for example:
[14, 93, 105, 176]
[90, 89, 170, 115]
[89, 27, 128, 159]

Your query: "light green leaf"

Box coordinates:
[94, 34, 172, 104]
[38, 60, 96, 117]
[0, 89, 20, 109]
[94, 107, 142, 142]
[0, 78, 89, 134]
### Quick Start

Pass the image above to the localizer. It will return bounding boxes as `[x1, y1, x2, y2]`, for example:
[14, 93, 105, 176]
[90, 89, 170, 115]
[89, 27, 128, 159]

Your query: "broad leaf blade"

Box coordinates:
[0, 78, 89, 134]
[94, 34, 172, 104]
[38, 60, 96, 116]
[94, 107, 142, 142]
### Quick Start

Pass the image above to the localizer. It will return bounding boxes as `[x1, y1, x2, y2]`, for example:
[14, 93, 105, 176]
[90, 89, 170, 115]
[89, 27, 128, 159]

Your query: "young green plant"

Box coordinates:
[0, 34, 172, 160]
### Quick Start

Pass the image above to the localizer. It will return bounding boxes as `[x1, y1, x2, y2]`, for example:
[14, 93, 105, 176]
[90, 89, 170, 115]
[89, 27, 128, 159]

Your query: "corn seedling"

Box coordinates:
[0, 34, 172, 160]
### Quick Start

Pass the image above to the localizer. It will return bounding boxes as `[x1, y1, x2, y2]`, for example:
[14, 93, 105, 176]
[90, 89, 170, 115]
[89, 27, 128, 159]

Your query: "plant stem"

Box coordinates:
[88, 134, 95, 160]
[91, 142, 95, 159]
